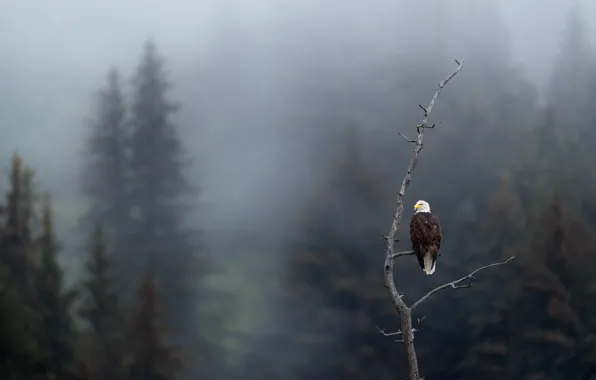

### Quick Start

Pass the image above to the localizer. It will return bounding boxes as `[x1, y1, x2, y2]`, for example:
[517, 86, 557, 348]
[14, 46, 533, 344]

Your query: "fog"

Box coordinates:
[1, 0, 596, 378]
[1, 0, 591, 226]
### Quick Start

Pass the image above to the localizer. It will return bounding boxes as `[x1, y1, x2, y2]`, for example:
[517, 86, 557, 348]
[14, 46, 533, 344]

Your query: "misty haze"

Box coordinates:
[1, 0, 596, 379]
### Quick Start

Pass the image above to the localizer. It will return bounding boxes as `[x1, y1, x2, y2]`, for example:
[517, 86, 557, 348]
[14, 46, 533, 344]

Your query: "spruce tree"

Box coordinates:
[2, 154, 38, 299]
[505, 197, 596, 379]
[0, 258, 43, 379]
[123, 273, 182, 380]
[78, 224, 124, 380]
[80, 67, 131, 293]
[546, 5, 595, 141]
[447, 176, 524, 379]
[36, 194, 78, 379]
[278, 125, 399, 379]
[0, 156, 46, 379]
[126, 39, 222, 378]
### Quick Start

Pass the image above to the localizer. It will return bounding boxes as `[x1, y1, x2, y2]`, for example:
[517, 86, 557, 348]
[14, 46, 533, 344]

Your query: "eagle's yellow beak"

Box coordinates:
[414, 203, 422, 209]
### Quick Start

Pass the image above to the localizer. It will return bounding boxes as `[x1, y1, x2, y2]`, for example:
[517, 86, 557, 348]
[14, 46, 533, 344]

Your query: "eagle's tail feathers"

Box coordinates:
[423, 251, 436, 275]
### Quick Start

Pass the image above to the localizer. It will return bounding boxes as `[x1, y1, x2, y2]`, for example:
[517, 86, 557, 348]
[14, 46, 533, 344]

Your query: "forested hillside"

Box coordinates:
[238, 5, 596, 380]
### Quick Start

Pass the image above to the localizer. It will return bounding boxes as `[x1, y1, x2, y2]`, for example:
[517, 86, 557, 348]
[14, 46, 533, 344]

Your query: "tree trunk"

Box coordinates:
[401, 308, 420, 380]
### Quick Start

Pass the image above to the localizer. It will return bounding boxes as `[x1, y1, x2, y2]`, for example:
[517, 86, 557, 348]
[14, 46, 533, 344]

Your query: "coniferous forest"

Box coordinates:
[3, 1, 596, 379]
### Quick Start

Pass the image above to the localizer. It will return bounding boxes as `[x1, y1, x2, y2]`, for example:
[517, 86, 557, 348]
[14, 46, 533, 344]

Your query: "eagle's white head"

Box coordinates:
[414, 200, 431, 213]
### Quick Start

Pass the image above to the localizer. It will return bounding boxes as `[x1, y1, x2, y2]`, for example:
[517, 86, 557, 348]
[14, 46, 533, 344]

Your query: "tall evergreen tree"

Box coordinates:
[127, 39, 222, 378]
[123, 273, 182, 380]
[36, 194, 78, 379]
[78, 224, 124, 380]
[278, 125, 400, 379]
[0, 255, 43, 379]
[2, 154, 38, 299]
[543, 8, 596, 221]
[443, 175, 525, 379]
[80, 67, 131, 292]
[0, 156, 45, 380]
[546, 5, 596, 142]
[505, 197, 596, 379]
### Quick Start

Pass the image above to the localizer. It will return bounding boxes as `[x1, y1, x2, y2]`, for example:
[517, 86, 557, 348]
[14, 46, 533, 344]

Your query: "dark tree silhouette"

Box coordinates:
[0, 260, 43, 379]
[279, 124, 398, 379]
[123, 273, 183, 380]
[547, 5, 595, 125]
[78, 224, 125, 380]
[36, 194, 78, 379]
[505, 197, 596, 379]
[126, 39, 225, 378]
[2, 154, 37, 299]
[80, 67, 132, 296]
[447, 176, 525, 379]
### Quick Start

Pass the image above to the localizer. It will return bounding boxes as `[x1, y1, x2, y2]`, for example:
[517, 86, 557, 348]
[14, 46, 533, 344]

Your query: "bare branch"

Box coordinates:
[382, 58, 464, 380]
[389, 250, 415, 259]
[377, 326, 404, 337]
[410, 256, 515, 311]
[399, 132, 416, 143]
[377, 317, 425, 344]
[425, 121, 443, 129]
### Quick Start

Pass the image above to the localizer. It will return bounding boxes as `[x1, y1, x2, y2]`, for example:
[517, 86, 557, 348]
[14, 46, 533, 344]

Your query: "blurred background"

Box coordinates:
[1, 0, 596, 379]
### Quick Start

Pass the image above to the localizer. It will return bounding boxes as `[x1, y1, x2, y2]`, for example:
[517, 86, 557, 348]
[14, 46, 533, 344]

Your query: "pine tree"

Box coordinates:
[81, 67, 129, 234]
[36, 194, 78, 379]
[78, 224, 124, 380]
[278, 125, 400, 379]
[0, 156, 46, 379]
[123, 273, 182, 380]
[546, 5, 596, 143]
[541, 7, 596, 222]
[126, 39, 223, 378]
[0, 259, 44, 380]
[505, 197, 596, 379]
[80, 67, 131, 294]
[446, 175, 525, 379]
[1, 154, 38, 299]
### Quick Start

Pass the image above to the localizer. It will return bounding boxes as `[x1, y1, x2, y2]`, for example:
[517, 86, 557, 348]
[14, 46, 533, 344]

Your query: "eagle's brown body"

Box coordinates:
[410, 208, 442, 275]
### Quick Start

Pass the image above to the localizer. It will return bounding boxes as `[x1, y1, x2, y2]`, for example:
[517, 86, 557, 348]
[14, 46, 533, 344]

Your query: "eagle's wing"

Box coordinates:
[410, 215, 427, 270]
[410, 215, 422, 252]
[428, 214, 442, 251]
[411, 214, 441, 248]
[410, 214, 430, 251]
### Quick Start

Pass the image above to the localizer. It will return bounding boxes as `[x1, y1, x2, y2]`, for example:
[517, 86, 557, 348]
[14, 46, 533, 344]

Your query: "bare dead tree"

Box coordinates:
[381, 59, 515, 380]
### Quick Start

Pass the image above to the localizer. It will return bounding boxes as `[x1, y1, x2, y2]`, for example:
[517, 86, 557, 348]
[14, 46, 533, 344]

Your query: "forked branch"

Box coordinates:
[377, 316, 426, 343]
[381, 59, 515, 380]
[382, 59, 465, 380]
[410, 256, 515, 311]
[389, 250, 415, 259]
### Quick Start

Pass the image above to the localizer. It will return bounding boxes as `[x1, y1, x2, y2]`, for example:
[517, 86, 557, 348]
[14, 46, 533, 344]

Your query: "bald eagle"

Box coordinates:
[410, 200, 442, 275]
